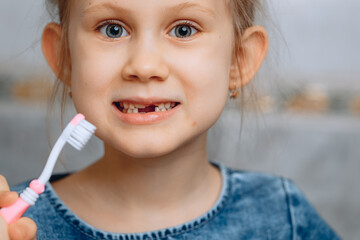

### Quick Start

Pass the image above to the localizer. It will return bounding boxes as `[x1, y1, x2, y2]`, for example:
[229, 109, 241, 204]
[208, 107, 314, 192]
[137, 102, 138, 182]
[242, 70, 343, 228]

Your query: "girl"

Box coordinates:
[1, 0, 340, 239]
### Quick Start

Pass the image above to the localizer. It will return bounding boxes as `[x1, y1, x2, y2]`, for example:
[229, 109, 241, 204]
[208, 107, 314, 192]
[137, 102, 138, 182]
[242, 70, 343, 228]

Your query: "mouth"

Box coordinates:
[113, 101, 181, 114]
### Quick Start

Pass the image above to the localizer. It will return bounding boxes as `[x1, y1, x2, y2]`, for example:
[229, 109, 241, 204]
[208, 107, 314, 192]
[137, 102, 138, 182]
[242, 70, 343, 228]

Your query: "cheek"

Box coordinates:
[68, 34, 120, 127]
[170, 37, 233, 128]
[70, 38, 115, 94]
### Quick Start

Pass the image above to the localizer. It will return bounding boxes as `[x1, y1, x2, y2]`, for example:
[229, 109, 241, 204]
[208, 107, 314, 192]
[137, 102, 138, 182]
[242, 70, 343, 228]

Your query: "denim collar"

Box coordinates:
[45, 162, 231, 240]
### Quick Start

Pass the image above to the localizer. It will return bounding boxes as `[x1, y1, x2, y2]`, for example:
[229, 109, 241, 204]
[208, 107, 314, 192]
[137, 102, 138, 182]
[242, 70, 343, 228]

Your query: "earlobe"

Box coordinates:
[230, 26, 269, 88]
[41, 23, 68, 84]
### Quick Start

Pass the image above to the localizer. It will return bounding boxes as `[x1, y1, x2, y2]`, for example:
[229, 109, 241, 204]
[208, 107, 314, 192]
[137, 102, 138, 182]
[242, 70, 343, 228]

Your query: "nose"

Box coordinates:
[122, 36, 170, 82]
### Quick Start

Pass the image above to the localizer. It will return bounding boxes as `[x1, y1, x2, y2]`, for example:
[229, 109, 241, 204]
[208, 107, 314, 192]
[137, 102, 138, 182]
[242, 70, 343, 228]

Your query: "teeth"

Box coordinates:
[119, 101, 177, 113]
[135, 104, 146, 108]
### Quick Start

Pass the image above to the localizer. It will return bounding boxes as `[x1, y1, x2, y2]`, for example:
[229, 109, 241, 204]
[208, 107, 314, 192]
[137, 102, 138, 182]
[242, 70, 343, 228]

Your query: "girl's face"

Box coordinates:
[68, 0, 235, 158]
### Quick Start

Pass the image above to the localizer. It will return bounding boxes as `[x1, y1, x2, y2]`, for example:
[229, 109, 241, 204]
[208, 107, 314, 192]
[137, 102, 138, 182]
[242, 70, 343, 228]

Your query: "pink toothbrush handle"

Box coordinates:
[0, 179, 44, 224]
[0, 198, 31, 224]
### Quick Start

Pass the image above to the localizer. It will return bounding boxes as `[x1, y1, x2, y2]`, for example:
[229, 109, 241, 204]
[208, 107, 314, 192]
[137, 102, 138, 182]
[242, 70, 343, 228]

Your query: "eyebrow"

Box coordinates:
[82, 1, 216, 18]
[168, 2, 216, 17]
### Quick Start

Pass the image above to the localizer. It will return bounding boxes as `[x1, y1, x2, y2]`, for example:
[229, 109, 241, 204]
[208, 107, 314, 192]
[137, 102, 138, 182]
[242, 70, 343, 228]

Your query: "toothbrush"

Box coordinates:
[0, 113, 96, 224]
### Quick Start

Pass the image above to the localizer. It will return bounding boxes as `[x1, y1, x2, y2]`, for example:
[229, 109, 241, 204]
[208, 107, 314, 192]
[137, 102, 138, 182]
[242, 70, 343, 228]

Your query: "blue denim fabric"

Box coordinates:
[11, 163, 340, 240]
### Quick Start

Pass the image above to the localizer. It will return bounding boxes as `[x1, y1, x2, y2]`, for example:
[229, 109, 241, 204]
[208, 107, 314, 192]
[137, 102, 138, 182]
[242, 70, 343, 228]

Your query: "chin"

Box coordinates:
[125, 149, 173, 159]
[122, 143, 180, 159]
[107, 134, 184, 159]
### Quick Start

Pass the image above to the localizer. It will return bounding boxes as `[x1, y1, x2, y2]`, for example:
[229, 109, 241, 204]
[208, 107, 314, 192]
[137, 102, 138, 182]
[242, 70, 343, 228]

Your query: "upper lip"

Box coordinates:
[113, 97, 180, 105]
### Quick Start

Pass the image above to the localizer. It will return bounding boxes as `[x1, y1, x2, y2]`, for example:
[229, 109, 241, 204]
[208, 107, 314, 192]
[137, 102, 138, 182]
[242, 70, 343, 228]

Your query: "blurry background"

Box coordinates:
[1, 0, 359, 239]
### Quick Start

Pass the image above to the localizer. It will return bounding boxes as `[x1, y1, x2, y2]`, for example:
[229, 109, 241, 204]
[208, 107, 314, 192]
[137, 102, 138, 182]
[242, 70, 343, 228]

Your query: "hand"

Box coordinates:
[0, 175, 37, 240]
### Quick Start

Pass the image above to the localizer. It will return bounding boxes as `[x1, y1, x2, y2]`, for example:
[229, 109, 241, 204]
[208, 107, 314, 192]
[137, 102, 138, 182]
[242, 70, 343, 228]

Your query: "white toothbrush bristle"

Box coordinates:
[68, 119, 96, 150]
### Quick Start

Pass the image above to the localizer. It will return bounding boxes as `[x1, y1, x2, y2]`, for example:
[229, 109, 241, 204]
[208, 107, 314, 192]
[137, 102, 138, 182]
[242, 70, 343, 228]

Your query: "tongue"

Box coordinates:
[138, 105, 156, 113]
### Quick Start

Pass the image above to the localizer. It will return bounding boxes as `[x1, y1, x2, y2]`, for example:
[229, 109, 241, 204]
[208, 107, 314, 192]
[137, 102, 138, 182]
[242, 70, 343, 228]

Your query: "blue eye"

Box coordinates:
[169, 23, 198, 38]
[98, 21, 197, 39]
[99, 23, 129, 38]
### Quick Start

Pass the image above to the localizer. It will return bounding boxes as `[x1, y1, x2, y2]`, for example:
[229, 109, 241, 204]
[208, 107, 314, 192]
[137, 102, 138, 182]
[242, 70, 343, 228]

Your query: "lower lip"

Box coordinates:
[112, 104, 182, 125]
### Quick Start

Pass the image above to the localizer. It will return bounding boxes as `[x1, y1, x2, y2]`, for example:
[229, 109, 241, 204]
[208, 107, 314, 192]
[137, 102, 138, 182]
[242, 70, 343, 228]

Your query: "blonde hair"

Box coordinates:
[46, 0, 261, 118]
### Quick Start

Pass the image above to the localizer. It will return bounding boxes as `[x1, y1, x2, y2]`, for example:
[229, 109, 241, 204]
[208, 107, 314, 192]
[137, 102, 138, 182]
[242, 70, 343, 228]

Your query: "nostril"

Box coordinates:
[129, 75, 138, 79]
[122, 56, 170, 82]
[127, 75, 163, 82]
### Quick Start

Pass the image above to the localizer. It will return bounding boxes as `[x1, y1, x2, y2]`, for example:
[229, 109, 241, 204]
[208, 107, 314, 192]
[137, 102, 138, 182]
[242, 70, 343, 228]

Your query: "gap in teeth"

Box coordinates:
[120, 102, 177, 113]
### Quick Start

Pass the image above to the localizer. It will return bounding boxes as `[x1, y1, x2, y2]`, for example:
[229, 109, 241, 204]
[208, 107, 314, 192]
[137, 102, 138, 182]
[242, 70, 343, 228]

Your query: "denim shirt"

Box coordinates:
[11, 163, 340, 240]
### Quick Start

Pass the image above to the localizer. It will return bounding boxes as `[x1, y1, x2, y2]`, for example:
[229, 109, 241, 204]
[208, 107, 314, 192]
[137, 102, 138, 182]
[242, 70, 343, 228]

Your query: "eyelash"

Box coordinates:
[95, 20, 200, 39]
[95, 19, 122, 31]
[177, 20, 199, 31]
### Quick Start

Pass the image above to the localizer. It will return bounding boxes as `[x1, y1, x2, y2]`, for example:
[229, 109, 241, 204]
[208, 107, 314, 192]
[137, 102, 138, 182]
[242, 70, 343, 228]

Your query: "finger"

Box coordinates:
[8, 217, 37, 240]
[0, 213, 10, 240]
[0, 191, 18, 207]
[0, 175, 10, 191]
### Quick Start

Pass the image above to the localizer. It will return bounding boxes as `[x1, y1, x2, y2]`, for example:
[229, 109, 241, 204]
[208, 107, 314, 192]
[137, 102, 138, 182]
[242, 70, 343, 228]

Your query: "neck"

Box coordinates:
[53, 132, 222, 232]
[78, 132, 218, 208]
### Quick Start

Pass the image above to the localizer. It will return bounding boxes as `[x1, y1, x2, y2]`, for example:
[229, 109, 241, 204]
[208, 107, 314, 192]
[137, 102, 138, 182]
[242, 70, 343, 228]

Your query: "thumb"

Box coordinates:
[8, 217, 37, 240]
[0, 214, 10, 240]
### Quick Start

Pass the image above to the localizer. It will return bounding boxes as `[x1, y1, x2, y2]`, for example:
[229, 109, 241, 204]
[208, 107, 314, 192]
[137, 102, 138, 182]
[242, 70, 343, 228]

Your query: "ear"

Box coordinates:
[41, 22, 70, 86]
[229, 26, 269, 90]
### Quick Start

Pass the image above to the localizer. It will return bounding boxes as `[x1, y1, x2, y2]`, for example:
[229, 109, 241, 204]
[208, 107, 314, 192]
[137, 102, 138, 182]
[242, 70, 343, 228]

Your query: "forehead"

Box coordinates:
[71, 0, 230, 19]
